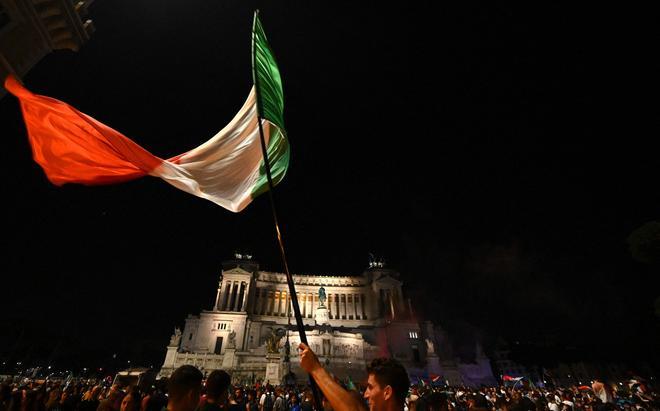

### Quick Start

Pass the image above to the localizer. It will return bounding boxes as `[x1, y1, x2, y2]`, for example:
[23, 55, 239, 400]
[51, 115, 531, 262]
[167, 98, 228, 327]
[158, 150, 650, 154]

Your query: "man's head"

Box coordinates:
[467, 394, 489, 411]
[205, 370, 231, 403]
[167, 365, 203, 411]
[363, 357, 409, 410]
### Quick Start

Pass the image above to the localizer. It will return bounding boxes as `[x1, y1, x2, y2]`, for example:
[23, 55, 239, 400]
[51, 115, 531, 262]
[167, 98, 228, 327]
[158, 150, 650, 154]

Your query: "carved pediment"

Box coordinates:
[222, 267, 253, 277]
[373, 275, 402, 287]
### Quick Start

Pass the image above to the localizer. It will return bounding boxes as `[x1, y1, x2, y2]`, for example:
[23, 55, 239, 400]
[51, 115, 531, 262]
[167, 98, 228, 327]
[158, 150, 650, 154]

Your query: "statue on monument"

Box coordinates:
[265, 329, 281, 354]
[227, 330, 237, 348]
[425, 338, 435, 355]
[318, 287, 327, 308]
[170, 327, 182, 346]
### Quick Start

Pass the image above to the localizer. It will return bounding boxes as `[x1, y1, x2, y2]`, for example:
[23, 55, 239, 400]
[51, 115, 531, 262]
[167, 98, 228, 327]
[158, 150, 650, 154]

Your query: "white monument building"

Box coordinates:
[160, 255, 496, 386]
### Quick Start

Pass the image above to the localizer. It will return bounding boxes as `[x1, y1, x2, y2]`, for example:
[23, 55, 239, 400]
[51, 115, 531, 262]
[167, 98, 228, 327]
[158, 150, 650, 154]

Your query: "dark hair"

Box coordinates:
[205, 370, 231, 400]
[168, 365, 203, 402]
[366, 357, 409, 405]
[469, 394, 490, 409]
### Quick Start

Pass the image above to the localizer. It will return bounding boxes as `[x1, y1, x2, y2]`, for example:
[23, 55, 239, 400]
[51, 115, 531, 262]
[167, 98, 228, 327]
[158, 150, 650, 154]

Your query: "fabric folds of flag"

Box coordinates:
[4, 12, 288, 213]
[503, 375, 524, 382]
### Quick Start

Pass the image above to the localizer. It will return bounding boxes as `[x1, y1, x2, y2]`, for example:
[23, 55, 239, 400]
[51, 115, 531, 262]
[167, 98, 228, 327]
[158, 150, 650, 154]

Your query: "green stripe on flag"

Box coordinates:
[251, 126, 289, 198]
[251, 11, 290, 199]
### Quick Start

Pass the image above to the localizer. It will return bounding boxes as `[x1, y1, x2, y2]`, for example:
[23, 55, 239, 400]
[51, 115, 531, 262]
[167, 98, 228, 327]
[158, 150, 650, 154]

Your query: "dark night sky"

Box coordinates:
[1, 1, 658, 372]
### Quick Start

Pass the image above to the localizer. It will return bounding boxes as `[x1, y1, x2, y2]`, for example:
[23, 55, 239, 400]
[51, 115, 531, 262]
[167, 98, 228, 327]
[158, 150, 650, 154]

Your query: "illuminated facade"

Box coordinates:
[0, 0, 94, 98]
[160, 256, 496, 386]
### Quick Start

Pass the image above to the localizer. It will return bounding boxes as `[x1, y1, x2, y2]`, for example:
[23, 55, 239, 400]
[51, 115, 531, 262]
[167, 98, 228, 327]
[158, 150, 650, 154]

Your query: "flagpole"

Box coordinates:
[252, 10, 322, 409]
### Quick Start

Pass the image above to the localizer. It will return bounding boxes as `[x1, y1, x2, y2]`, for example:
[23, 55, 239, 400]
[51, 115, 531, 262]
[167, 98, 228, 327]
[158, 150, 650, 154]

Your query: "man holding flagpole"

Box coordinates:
[299, 342, 410, 411]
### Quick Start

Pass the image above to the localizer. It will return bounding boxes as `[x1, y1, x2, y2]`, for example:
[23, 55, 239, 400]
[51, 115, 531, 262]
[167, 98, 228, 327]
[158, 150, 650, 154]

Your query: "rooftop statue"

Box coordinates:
[318, 287, 327, 308]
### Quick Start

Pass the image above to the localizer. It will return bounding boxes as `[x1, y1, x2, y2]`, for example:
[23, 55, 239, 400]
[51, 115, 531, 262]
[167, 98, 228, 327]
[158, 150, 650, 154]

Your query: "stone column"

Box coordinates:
[265, 290, 271, 315]
[230, 282, 237, 311]
[253, 288, 261, 314]
[225, 282, 234, 311]
[232, 281, 242, 311]
[287, 293, 292, 317]
[307, 292, 312, 318]
[356, 294, 363, 319]
[242, 319, 251, 350]
[270, 290, 276, 315]
[260, 290, 266, 315]
[274, 291, 281, 316]
[214, 287, 222, 311]
[312, 293, 316, 317]
[352, 293, 357, 319]
[232, 282, 242, 311]
[241, 281, 250, 312]
[262, 289, 269, 315]
[220, 282, 230, 310]
[305, 293, 311, 318]
[340, 294, 346, 319]
[307, 293, 314, 318]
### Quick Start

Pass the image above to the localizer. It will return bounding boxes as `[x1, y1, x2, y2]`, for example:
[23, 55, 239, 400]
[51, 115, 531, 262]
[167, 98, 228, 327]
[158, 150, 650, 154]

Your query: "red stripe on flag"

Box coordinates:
[5, 75, 164, 185]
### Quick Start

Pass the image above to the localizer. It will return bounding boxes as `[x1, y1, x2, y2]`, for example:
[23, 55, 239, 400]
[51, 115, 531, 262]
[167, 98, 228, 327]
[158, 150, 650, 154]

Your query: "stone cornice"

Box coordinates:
[257, 271, 368, 286]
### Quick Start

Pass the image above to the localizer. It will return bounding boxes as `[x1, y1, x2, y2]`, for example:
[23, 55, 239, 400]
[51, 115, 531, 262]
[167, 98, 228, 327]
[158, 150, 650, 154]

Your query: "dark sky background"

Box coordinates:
[1, 1, 658, 374]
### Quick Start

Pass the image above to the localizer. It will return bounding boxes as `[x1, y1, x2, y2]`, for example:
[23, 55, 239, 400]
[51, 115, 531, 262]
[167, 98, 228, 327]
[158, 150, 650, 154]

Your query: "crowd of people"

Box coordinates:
[403, 381, 659, 411]
[1, 343, 657, 411]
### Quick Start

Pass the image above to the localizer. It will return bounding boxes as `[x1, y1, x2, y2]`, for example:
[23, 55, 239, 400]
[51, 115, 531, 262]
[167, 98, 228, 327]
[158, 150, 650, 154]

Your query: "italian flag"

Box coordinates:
[503, 375, 524, 382]
[4, 12, 288, 212]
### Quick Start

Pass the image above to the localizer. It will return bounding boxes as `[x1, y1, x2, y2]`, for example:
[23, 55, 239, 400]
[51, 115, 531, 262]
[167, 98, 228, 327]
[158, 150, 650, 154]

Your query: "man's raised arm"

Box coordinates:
[298, 342, 367, 411]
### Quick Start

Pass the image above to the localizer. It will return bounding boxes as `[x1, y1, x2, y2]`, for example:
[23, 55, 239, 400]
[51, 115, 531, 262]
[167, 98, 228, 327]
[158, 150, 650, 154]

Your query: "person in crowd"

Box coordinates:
[407, 387, 420, 411]
[97, 385, 125, 411]
[271, 388, 285, 411]
[467, 393, 491, 411]
[592, 380, 613, 406]
[245, 390, 259, 411]
[299, 342, 409, 411]
[139, 388, 152, 411]
[199, 370, 231, 411]
[166, 365, 203, 411]
[58, 387, 77, 411]
[560, 391, 575, 411]
[11, 388, 24, 411]
[119, 390, 139, 411]
[259, 388, 274, 411]
[299, 391, 312, 411]
[79, 386, 102, 411]
[287, 394, 299, 411]
[509, 390, 535, 411]
[45, 387, 62, 411]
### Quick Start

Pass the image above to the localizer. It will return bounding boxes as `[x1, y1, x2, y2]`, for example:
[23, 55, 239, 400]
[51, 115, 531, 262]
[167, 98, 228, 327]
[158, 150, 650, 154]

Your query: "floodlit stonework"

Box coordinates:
[0, 0, 95, 98]
[159, 256, 497, 386]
